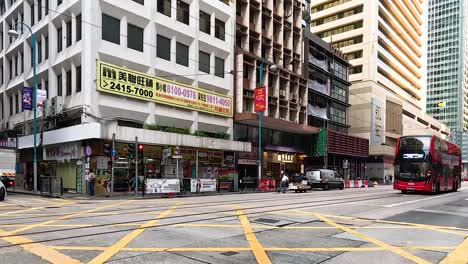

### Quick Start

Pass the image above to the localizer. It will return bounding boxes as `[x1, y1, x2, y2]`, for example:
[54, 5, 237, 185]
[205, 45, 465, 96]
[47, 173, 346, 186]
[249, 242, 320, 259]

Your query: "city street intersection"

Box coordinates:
[0, 185, 467, 264]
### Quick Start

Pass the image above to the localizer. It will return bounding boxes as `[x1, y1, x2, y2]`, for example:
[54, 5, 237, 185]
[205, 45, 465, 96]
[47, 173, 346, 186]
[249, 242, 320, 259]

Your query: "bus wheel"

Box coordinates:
[401, 190, 408, 194]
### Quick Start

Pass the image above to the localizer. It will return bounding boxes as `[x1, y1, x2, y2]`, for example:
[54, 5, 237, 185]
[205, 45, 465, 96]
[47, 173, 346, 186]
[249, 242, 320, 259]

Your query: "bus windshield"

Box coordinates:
[398, 161, 429, 179]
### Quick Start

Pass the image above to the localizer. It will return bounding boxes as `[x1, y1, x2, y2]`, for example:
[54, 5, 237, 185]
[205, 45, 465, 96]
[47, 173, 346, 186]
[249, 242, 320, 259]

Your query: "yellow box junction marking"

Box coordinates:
[301, 211, 432, 264]
[10, 200, 134, 234]
[235, 206, 272, 264]
[88, 203, 181, 264]
[440, 237, 468, 264]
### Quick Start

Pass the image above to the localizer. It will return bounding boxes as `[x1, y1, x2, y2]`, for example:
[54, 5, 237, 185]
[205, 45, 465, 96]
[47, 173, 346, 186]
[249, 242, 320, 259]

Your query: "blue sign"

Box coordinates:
[22, 87, 33, 111]
[111, 149, 116, 157]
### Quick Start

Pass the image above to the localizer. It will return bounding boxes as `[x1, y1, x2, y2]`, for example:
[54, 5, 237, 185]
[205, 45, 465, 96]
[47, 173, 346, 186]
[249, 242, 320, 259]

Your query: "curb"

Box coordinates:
[7, 189, 64, 199]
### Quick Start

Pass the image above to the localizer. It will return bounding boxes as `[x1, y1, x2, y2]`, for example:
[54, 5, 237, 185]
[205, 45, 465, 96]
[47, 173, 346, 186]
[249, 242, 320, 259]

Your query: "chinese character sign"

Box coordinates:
[254, 86, 266, 112]
[22, 87, 33, 111]
[370, 98, 385, 145]
[96, 60, 233, 117]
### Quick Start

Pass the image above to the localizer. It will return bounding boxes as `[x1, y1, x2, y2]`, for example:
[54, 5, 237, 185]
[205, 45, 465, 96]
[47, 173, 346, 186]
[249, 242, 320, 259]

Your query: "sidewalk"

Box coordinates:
[7, 187, 264, 200]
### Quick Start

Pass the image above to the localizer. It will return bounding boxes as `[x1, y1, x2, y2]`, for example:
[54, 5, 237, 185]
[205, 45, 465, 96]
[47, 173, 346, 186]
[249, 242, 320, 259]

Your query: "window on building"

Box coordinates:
[66, 21, 72, 47]
[66, 70, 72, 96]
[330, 103, 346, 124]
[133, 0, 144, 4]
[57, 27, 62, 52]
[331, 80, 347, 103]
[38, 0, 42, 21]
[31, 4, 35, 26]
[199, 11, 211, 34]
[76, 14, 82, 41]
[37, 40, 42, 63]
[215, 57, 224, 78]
[157, 35, 171, 60]
[332, 61, 347, 80]
[45, 0, 49, 15]
[127, 24, 144, 52]
[349, 65, 362, 74]
[102, 14, 120, 44]
[199, 51, 210, 73]
[8, 59, 12, 80]
[215, 19, 225, 40]
[45, 36, 49, 60]
[57, 74, 62, 96]
[14, 55, 17, 76]
[45, 80, 49, 98]
[9, 94, 13, 116]
[57, 0, 62, 6]
[177, 0, 189, 25]
[158, 0, 171, 17]
[16, 93, 19, 113]
[176, 42, 189, 66]
[76, 66, 81, 93]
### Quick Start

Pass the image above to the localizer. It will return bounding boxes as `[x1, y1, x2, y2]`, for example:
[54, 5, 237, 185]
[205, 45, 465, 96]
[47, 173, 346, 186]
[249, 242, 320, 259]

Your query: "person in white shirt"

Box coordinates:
[278, 173, 289, 193]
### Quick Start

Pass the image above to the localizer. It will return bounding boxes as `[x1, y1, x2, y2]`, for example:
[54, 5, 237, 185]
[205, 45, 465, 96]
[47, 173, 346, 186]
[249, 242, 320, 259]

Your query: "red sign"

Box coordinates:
[258, 179, 276, 191]
[254, 86, 266, 112]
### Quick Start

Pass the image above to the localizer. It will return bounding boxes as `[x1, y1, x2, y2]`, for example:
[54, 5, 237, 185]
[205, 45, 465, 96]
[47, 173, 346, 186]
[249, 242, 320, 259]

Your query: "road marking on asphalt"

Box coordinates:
[300, 211, 432, 264]
[0, 224, 93, 228]
[235, 206, 272, 264]
[0, 228, 81, 264]
[9, 200, 134, 234]
[48, 245, 458, 252]
[384, 192, 459, 208]
[414, 208, 468, 218]
[0, 201, 75, 217]
[88, 203, 181, 264]
[440, 237, 468, 264]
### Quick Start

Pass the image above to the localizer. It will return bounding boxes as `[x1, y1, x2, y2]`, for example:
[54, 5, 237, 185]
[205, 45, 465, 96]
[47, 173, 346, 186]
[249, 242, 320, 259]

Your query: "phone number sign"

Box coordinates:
[96, 60, 233, 117]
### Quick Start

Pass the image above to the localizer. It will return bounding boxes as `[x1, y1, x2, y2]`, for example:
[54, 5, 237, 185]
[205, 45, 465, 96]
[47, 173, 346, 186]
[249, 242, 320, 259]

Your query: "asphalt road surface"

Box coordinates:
[0, 184, 467, 264]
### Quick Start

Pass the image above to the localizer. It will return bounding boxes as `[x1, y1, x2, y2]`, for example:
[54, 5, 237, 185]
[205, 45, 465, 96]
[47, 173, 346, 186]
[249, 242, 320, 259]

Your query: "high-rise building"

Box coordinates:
[234, 0, 313, 180]
[426, 0, 468, 175]
[310, 0, 449, 180]
[0, 0, 250, 193]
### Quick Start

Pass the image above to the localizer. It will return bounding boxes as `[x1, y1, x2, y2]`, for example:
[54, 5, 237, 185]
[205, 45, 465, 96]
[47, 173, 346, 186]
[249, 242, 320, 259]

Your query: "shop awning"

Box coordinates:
[234, 113, 319, 135]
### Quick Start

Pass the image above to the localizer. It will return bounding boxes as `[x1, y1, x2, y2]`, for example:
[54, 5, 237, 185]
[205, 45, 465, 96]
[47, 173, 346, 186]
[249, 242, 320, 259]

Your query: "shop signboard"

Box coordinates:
[0, 138, 16, 148]
[43, 143, 82, 162]
[238, 159, 257, 165]
[258, 179, 276, 191]
[96, 60, 232, 117]
[190, 179, 217, 192]
[145, 179, 180, 194]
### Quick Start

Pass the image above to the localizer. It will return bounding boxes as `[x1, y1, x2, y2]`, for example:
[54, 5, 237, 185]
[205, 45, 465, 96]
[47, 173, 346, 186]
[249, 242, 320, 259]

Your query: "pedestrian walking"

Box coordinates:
[278, 173, 289, 193]
[88, 169, 96, 196]
[103, 170, 111, 197]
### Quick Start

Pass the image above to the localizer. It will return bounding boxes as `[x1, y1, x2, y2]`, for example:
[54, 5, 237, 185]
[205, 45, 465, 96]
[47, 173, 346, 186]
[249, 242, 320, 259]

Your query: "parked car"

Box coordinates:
[288, 173, 310, 193]
[305, 169, 344, 190]
[0, 181, 6, 201]
[0, 175, 15, 189]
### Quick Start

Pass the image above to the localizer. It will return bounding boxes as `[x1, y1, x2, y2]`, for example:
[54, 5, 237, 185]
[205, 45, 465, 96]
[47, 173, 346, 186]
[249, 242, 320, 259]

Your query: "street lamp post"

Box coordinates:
[9, 23, 38, 192]
[257, 63, 277, 185]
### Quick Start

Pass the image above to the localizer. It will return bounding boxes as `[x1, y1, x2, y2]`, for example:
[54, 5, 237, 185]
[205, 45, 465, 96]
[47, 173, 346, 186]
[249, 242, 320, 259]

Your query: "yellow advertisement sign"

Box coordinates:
[96, 60, 233, 117]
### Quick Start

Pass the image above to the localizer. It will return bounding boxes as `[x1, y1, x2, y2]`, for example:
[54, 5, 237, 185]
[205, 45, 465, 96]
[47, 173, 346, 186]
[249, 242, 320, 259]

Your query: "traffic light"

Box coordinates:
[103, 143, 111, 156]
[127, 143, 135, 159]
[138, 144, 144, 160]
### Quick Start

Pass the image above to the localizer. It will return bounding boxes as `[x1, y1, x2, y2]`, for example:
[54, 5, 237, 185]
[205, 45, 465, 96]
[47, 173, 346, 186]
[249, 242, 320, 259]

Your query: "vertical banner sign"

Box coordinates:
[254, 86, 266, 112]
[96, 60, 233, 117]
[22, 87, 33, 111]
[36, 89, 47, 111]
[370, 98, 385, 145]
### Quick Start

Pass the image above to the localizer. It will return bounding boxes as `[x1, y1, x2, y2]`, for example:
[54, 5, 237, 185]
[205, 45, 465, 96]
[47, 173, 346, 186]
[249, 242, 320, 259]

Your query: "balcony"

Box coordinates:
[308, 56, 329, 71]
[262, 8, 272, 18]
[308, 80, 330, 96]
[284, 21, 292, 31]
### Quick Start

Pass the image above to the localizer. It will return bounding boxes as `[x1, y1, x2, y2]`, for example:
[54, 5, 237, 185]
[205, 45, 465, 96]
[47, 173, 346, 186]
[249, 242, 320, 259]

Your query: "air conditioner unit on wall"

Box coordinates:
[280, 90, 286, 97]
[50, 96, 64, 117]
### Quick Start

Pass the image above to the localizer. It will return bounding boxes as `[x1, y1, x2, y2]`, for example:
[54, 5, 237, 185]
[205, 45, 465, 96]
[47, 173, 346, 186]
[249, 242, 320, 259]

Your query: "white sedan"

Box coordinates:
[0, 181, 6, 201]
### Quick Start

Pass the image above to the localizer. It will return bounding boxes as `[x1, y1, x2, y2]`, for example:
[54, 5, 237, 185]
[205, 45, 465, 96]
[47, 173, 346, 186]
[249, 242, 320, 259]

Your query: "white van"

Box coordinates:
[306, 169, 344, 190]
[0, 181, 6, 201]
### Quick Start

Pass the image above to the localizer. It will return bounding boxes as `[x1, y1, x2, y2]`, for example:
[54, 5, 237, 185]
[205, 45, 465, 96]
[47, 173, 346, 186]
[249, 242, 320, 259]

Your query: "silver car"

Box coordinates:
[306, 169, 344, 191]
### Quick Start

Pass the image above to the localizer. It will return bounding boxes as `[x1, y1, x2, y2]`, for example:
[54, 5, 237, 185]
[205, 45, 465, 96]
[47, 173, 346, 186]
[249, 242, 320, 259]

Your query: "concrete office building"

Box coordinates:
[0, 0, 250, 193]
[233, 0, 313, 181]
[310, 0, 449, 180]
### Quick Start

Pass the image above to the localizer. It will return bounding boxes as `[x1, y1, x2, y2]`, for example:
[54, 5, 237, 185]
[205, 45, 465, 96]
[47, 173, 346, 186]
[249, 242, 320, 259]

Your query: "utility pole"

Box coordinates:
[135, 137, 138, 195]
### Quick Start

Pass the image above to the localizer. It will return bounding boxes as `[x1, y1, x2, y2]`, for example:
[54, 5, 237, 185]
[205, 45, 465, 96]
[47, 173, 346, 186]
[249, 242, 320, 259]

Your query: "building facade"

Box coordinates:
[0, 0, 250, 194]
[310, 0, 450, 180]
[304, 31, 368, 180]
[233, 0, 313, 182]
[426, 0, 468, 175]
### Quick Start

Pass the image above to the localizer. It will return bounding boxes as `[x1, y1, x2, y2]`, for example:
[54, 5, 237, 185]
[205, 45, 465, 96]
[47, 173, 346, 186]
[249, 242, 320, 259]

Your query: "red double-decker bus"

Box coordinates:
[394, 135, 461, 194]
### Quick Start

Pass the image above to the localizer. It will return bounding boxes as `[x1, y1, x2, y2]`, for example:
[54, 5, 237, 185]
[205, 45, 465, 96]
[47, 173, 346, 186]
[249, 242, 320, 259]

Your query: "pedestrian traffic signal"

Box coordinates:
[127, 143, 135, 159]
[103, 143, 111, 156]
[138, 144, 144, 160]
